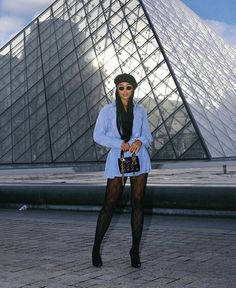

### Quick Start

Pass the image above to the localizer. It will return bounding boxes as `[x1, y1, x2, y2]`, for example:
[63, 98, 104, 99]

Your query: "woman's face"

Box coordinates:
[117, 82, 134, 103]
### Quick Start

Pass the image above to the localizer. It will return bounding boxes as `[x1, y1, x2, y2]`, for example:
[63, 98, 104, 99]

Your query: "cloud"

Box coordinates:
[205, 19, 236, 48]
[0, 16, 25, 48]
[0, 16, 24, 34]
[1, 0, 53, 16]
[0, 0, 53, 48]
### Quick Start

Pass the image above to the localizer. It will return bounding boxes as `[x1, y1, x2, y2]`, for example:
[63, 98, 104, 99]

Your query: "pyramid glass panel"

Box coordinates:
[0, 0, 236, 164]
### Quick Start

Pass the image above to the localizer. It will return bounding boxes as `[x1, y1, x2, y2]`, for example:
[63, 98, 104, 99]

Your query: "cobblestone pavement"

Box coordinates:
[0, 209, 235, 288]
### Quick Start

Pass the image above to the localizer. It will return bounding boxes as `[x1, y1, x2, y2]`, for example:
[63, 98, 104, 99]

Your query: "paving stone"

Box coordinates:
[0, 209, 236, 288]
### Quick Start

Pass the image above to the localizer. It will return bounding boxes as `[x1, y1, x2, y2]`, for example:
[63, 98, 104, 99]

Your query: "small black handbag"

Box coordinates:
[118, 151, 140, 184]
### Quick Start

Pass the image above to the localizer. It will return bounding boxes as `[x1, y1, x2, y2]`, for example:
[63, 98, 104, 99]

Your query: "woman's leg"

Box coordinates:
[129, 173, 148, 268]
[92, 176, 127, 267]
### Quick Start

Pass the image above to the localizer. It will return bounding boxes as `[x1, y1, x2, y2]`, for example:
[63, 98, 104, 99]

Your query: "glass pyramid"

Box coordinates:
[0, 0, 236, 164]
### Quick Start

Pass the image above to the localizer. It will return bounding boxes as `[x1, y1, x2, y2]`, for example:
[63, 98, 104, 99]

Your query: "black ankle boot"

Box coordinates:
[92, 245, 103, 267]
[129, 248, 141, 268]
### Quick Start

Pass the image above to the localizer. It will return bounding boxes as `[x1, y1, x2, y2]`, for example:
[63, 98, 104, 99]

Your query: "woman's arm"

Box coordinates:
[93, 106, 123, 149]
[135, 107, 153, 148]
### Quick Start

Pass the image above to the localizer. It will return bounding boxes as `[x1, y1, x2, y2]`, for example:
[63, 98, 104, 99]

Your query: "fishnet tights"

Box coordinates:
[93, 173, 148, 254]
[130, 173, 148, 252]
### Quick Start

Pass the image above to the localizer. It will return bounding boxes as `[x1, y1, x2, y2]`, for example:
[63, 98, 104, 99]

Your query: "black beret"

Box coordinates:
[114, 73, 138, 89]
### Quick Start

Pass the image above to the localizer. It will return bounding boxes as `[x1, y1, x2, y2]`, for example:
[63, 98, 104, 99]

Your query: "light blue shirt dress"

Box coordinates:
[93, 102, 153, 179]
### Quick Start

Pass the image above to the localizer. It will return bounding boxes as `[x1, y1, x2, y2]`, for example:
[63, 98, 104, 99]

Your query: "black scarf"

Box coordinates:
[116, 91, 134, 143]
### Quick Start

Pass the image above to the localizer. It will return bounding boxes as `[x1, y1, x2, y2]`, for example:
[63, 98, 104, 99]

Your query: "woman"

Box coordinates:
[92, 73, 153, 268]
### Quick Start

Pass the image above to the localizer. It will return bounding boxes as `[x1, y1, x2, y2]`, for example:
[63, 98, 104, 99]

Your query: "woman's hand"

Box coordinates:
[121, 142, 130, 152]
[129, 140, 142, 153]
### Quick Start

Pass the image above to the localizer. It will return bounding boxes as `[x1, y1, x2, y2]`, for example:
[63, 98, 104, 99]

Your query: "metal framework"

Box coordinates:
[0, 0, 235, 164]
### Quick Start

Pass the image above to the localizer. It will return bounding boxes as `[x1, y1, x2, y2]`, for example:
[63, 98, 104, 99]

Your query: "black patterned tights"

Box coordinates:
[92, 173, 148, 267]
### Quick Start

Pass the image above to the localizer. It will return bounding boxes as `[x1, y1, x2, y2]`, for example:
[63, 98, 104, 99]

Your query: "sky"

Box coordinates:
[0, 0, 236, 49]
[182, 0, 236, 47]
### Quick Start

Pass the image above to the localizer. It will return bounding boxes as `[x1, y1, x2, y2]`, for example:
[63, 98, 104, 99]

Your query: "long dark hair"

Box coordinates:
[116, 90, 134, 142]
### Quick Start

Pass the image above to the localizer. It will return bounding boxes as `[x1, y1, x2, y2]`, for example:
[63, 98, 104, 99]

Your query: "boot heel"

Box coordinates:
[129, 248, 141, 268]
[92, 247, 103, 267]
